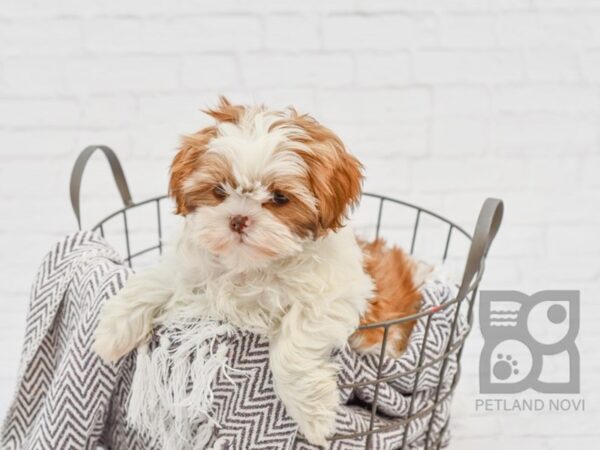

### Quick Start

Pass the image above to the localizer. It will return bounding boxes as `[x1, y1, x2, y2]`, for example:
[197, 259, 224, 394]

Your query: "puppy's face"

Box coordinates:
[169, 97, 363, 271]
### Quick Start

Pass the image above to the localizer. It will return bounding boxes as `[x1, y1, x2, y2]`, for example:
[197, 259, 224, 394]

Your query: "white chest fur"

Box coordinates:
[161, 226, 373, 337]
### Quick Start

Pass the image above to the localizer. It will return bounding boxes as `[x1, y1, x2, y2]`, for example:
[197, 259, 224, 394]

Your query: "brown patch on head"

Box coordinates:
[272, 111, 363, 236]
[170, 96, 247, 215]
[180, 151, 237, 211]
[204, 96, 246, 124]
[170, 127, 214, 215]
[170, 126, 238, 215]
[263, 175, 320, 238]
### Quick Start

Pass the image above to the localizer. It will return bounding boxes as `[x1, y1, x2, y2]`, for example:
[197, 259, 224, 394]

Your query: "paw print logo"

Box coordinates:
[493, 354, 519, 380]
[479, 290, 579, 394]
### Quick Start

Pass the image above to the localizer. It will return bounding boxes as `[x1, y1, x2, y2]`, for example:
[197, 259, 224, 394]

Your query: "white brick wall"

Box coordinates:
[1, 1, 599, 448]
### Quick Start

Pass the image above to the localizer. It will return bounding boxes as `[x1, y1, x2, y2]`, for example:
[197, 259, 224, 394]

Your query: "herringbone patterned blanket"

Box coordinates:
[2, 231, 464, 450]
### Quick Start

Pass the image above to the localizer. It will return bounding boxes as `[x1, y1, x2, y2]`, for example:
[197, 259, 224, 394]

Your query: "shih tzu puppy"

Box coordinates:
[93, 97, 424, 445]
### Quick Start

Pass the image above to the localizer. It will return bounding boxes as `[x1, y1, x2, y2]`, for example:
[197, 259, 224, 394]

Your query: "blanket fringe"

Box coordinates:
[127, 319, 234, 450]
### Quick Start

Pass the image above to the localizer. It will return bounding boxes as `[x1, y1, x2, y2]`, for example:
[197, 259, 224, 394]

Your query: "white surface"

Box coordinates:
[0, 1, 599, 448]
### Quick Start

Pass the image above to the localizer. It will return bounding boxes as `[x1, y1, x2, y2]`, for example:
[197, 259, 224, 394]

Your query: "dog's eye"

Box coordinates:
[213, 185, 227, 199]
[272, 191, 289, 205]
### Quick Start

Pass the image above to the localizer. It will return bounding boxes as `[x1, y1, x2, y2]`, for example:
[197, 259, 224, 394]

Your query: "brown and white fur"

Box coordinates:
[351, 239, 427, 357]
[93, 98, 424, 446]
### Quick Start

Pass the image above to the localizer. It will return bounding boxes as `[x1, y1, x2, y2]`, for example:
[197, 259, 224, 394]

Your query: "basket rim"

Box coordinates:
[91, 192, 473, 240]
[90, 191, 478, 329]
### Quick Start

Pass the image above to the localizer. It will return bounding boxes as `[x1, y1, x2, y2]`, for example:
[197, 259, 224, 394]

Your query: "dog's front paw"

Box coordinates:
[298, 408, 337, 447]
[291, 373, 339, 446]
[93, 292, 152, 363]
[92, 321, 137, 363]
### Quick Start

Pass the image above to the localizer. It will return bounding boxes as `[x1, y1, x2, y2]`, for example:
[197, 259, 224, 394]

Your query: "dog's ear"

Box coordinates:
[204, 96, 245, 124]
[169, 127, 216, 215]
[291, 115, 363, 234]
[303, 144, 363, 234]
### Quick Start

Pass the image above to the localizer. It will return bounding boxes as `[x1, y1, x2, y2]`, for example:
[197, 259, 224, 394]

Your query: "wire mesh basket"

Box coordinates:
[70, 145, 503, 450]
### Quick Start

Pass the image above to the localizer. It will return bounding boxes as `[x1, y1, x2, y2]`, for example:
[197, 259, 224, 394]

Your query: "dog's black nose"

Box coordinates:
[229, 215, 249, 234]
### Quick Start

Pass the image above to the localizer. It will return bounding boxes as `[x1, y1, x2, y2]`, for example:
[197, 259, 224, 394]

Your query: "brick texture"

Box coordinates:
[0, 1, 598, 449]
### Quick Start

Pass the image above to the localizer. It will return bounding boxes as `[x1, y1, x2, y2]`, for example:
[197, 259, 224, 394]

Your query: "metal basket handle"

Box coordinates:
[456, 198, 504, 300]
[70, 145, 134, 229]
